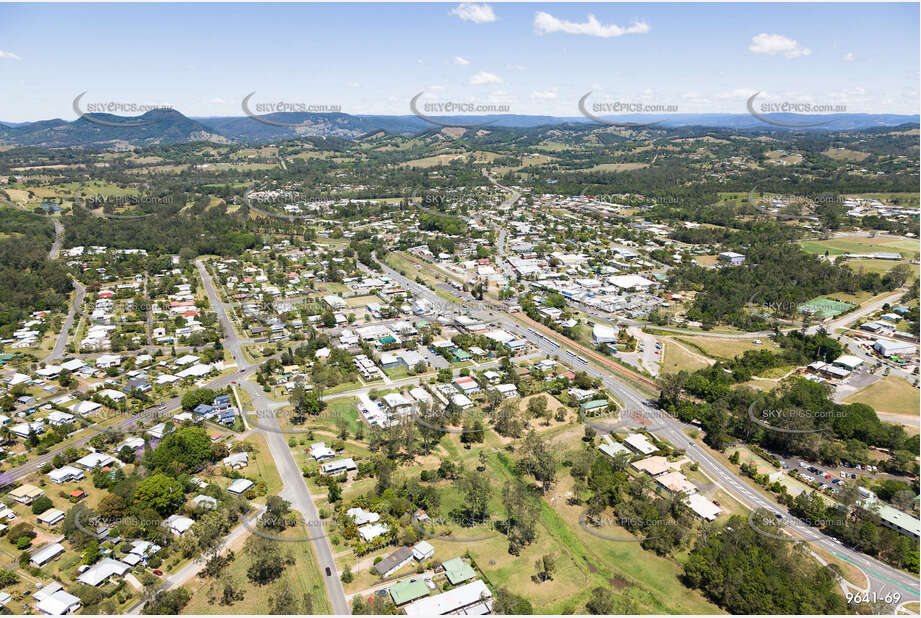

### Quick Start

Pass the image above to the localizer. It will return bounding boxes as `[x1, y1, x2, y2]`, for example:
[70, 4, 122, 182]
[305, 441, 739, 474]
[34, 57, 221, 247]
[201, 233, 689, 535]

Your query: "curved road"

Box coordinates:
[377, 257, 920, 604]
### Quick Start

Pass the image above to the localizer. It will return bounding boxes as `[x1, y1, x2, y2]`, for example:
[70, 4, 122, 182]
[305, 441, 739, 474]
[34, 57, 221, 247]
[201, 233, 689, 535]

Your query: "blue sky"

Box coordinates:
[0, 2, 918, 121]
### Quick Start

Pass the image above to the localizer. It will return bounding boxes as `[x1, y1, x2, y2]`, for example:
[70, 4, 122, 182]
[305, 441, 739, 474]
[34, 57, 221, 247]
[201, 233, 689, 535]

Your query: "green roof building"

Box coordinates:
[389, 578, 430, 606]
[579, 399, 609, 414]
[452, 349, 472, 362]
[442, 556, 476, 585]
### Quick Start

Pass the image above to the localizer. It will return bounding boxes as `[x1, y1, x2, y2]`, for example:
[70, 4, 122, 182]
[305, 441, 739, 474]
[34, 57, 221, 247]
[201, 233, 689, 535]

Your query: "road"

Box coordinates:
[48, 219, 64, 260]
[126, 507, 266, 615]
[1, 364, 259, 485]
[377, 256, 921, 603]
[196, 259, 351, 615]
[46, 279, 85, 362]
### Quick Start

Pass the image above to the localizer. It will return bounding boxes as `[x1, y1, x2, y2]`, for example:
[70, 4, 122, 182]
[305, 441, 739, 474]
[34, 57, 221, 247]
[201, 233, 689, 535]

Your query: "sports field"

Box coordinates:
[797, 297, 855, 318]
[798, 236, 919, 259]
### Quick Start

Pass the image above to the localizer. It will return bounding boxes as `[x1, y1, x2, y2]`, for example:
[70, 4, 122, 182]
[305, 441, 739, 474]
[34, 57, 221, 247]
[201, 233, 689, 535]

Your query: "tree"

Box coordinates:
[30, 495, 53, 515]
[457, 469, 492, 519]
[134, 473, 185, 516]
[586, 587, 616, 614]
[118, 445, 137, 464]
[143, 588, 191, 614]
[533, 554, 555, 582]
[525, 395, 548, 421]
[145, 426, 215, 474]
[521, 430, 557, 492]
[181, 388, 216, 411]
[264, 496, 291, 531]
[269, 582, 299, 614]
[244, 535, 286, 585]
[493, 588, 533, 614]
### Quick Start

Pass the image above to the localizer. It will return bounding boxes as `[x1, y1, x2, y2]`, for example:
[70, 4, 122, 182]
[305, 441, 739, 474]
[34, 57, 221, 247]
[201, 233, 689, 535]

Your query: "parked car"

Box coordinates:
[325, 567, 332, 576]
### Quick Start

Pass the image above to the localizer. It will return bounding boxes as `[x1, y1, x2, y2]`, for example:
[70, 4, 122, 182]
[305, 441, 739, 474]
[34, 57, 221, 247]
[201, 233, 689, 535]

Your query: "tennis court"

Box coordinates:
[797, 298, 855, 318]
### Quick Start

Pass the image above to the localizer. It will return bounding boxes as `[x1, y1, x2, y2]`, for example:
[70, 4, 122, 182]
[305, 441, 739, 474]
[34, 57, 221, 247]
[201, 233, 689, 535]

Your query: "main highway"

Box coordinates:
[376, 256, 920, 604]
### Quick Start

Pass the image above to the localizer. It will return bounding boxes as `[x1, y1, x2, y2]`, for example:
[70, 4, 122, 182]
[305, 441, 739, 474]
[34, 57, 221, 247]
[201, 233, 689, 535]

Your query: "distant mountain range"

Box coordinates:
[0, 108, 917, 148]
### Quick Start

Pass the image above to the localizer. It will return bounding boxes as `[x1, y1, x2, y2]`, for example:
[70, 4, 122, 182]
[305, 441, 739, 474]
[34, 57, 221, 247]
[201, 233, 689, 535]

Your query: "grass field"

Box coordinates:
[798, 237, 920, 259]
[661, 340, 711, 373]
[181, 515, 331, 614]
[242, 433, 284, 496]
[843, 376, 920, 418]
[578, 162, 649, 173]
[841, 258, 920, 278]
[822, 148, 869, 161]
[674, 335, 780, 360]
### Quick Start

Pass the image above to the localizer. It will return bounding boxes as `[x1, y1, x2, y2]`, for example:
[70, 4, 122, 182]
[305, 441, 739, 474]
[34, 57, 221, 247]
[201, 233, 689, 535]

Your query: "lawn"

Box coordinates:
[661, 340, 711, 373]
[241, 433, 284, 496]
[843, 376, 920, 418]
[798, 237, 920, 259]
[842, 258, 920, 279]
[674, 335, 780, 360]
[181, 515, 331, 614]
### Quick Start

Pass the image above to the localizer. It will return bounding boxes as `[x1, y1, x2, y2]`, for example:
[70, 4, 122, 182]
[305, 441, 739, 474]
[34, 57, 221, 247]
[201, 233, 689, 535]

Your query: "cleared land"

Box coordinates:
[843, 376, 920, 418]
[798, 237, 920, 259]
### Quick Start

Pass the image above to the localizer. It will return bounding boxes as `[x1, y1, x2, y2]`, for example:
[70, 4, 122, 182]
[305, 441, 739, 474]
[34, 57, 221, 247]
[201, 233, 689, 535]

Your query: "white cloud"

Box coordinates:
[453, 56, 470, 66]
[347, 81, 361, 88]
[748, 33, 811, 59]
[470, 71, 502, 85]
[0, 50, 21, 60]
[451, 3, 496, 24]
[533, 12, 649, 38]
[507, 64, 526, 71]
[843, 52, 855, 62]
[716, 88, 758, 100]
[208, 97, 230, 105]
[531, 90, 558, 100]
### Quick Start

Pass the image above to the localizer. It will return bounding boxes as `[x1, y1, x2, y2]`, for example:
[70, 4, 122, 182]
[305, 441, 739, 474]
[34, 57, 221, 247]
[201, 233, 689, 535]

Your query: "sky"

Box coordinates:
[0, 2, 918, 122]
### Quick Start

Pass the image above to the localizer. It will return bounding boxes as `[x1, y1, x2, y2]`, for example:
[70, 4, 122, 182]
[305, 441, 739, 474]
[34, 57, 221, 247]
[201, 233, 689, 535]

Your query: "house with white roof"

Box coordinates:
[624, 433, 658, 455]
[309, 442, 336, 461]
[163, 514, 195, 536]
[227, 478, 255, 495]
[32, 582, 81, 615]
[95, 354, 122, 369]
[347, 507, 380, 525]
[403, 579, 492, 616]
[48, 465, 85, 484]
[30, 543, 65, 567]
[69, 400, 102, 416]
[76, 452, 115, 470]
[358, 522, 389, 542]
[77, 558, 131, 586]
